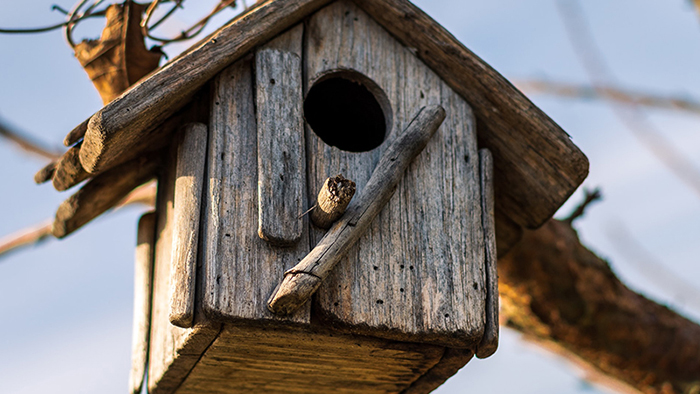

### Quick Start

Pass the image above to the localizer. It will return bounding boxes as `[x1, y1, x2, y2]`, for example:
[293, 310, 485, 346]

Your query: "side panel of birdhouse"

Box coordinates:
[200, 25, 312, 325]
[305, 0, 486, 348]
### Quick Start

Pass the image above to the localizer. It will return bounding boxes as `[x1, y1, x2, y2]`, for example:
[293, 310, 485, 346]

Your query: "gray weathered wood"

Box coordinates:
[310, 175, 356, 230]
[306, 1, 485, 348]
[34, 161, 56, 184]
[169, 123, 208, 328]
[476, 148, 499, 359]
[62, 0, 587, 236]
[52, 152, 161, 238]
[268, 105, 445, 316]
[130, 211, 156, 394]
[255, 24, 305, 246]
[201, 54, 311, 324]
[52, 141, 89, 191]
[78, 0, 333, 175]
[148, 134, 220, 394]
[352, 0, 588, 229]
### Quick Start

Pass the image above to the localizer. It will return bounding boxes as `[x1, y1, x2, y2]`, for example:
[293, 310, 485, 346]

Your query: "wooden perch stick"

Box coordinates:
[52, 153, 161, 238]
[169, 123, 208, 329]
[310, 175, 356, 229]
[267, 105, 446, 316]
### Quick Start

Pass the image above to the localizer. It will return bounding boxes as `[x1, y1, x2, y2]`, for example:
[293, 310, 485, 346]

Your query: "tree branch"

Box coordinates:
[0, 117, 62, 160]
[499, 219, 700, 394]
[0, 181, 157, 261]
[516, 80, 700, 116]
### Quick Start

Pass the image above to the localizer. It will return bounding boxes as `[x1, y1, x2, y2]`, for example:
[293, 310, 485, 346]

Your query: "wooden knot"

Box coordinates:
[310, 175, 356, 229]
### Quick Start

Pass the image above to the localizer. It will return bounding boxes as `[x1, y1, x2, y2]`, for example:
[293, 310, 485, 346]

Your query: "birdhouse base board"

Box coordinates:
[161, 322, 467, 394]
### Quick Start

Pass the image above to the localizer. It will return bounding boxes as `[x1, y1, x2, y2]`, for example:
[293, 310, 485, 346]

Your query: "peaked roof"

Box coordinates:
[47, 0, 588, 246]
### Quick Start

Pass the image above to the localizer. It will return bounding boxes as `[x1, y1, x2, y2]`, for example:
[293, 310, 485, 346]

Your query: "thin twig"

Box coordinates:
[557, 0, 700, 199]
[563, 187, 602, 224]
[517, 79, 700, 116]
[0, 181, 157, 261]
[0, 118, 62, 160]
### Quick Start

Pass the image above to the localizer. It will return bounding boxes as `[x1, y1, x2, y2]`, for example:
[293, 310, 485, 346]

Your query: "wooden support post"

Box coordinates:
[52, 152, 161, 238]
[129, 212, 156, 394]
[169, 123, 208, 328]
[267, 105, 446, 316]
[310, 175, 356, 230]
[255, 24, 305, 246]
[476, 148, 499, 358]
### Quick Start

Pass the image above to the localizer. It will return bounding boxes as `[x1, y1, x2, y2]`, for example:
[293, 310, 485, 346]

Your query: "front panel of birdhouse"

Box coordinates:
[144, 1, 497, 393]
[200, 0, 487, 348]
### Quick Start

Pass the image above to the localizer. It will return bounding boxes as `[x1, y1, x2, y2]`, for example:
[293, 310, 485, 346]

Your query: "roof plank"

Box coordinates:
[78, 0, 333, 174]
[352, 0, 588, 228]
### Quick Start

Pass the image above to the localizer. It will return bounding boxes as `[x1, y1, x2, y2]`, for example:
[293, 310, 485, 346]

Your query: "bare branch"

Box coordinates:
[557, 0, 700, 199]
[0, 181, 157, 261]
[563, 187, 602, 224]
[517, 80, 700, 116]
[500, 219, 700, 394]
[0, 117, 62, 160]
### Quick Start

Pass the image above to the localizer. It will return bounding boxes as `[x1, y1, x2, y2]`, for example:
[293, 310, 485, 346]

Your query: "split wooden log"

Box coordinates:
[63, 119, 88, 147]
[476, 148, 499, 359]
[169, 123, 208, 329]
[267, 105, 446, 316]
[310, 175, 356, 230]
[52, 152, 161, 238]
[129, 212, 156, 394]
[52, 141, 90, 191]
[255, 25, 305, 246]
[34, 161, 57, 184]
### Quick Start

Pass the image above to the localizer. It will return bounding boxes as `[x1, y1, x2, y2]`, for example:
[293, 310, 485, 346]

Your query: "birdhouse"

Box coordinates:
[42, 0, 588, 393]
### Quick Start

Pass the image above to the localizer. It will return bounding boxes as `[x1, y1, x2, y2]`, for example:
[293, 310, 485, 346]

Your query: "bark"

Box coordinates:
[499, 219, 700, 394]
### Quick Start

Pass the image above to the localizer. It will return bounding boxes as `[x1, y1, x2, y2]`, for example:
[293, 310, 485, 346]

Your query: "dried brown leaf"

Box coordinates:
[73, 1, 162, 104]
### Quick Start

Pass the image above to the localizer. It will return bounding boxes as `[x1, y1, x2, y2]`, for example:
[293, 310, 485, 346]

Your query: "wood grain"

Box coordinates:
[352, 0, 588, 229]
[268, 105, 445, 316]
[306, 1, 486, 349]
[148, 135, 220, 394]
[201, 56, 311, 325]
[402, 348, 474, 394]
[129, 212, 156, 394]
[79, 0, 333, 174]
[476, 148, 499, 359]
[52, 141, 89, 191]
[310, 175, 356, 230]
[255, 25, 305, 246]
[169, 123, 208, 329]
[52, 152, 161, 238]
[175, 324, 445, 394]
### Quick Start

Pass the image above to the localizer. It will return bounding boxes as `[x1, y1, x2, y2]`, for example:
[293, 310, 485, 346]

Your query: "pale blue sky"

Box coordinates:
[1, 1, 699, 393]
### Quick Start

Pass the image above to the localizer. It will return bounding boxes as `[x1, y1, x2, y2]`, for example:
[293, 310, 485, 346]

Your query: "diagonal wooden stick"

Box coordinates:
[267, 105, 446, 316]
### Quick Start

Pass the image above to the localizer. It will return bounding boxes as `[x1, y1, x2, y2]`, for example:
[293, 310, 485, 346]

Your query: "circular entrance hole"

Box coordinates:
[304, 71, 391, 152]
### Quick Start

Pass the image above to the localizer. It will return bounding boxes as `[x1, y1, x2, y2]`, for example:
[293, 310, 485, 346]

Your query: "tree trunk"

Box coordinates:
[498, 219, 700, 394]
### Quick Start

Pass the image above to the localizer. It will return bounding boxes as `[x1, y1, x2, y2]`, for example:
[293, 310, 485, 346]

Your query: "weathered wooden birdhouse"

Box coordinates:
[42, 0, 588, 393]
